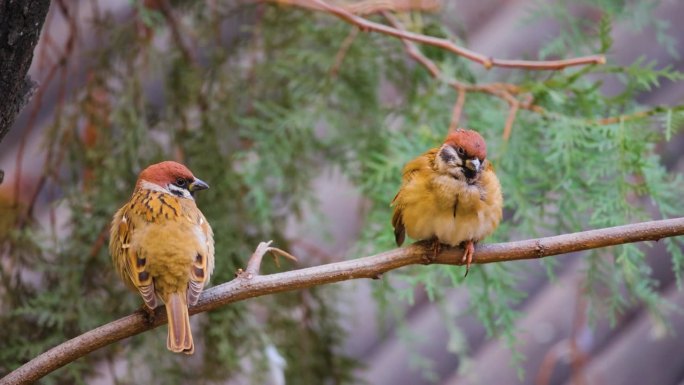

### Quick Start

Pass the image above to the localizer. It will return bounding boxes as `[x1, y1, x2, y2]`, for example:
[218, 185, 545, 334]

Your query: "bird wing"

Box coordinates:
[184, 203, 215, 306]
[391, 148, 438, 246]
[109, 204, 158, 309]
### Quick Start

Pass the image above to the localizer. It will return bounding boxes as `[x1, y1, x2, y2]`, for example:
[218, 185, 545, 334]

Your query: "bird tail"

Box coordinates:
[165, 292, 194, 354]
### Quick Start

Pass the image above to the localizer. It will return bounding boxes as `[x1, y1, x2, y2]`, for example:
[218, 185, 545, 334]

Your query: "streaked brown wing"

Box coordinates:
[187, 211, 214, 306]
[111, 204, 158, 309]
[390, 148, 437, 246]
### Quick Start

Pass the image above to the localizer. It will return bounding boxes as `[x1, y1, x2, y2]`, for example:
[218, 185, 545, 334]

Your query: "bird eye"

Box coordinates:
[175, 178, 187, 187]
[455, 147, 465, 156]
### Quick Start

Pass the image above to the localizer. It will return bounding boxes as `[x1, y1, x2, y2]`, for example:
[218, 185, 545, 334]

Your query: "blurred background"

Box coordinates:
[1, 0, 684, 384]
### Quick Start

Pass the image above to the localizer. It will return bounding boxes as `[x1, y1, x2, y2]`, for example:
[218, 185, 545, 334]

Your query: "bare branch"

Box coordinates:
[382, 11, 528, 136]
[329, 27, 359, 77]
[3, 217, 684, 385]
[241, 240, 273, 276]
[237, 241, 299, 277]
[284, 0, 605, 70]
[449, 85, 466, 132]
[274, 0, 441, 15]
[502, 101, 519, 141]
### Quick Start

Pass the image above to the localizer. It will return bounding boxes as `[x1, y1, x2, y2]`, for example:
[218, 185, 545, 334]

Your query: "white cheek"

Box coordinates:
[167, 184, 194, 199]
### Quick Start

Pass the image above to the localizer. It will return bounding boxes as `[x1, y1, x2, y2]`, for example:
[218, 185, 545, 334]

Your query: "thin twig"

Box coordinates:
[384, 12, 441, 78]
[14, 0, 77, 218]
[157, 0, 198, 65]
[274, 0, 441, 15]
[592, 105, 684, 125]
[449, 85, 466, 132]
[383, 11, 525, 137]
[502, 101, 519, 141]
[3, 217, 684, 385]
[329, 27, 359, 77]
[290, 0, 605, 70]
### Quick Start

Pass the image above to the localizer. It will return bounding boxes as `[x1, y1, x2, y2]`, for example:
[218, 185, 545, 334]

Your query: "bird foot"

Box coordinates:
[461, 241, 475, 277]
[420, 239, 441, 264]
[140, 304, 156, 325]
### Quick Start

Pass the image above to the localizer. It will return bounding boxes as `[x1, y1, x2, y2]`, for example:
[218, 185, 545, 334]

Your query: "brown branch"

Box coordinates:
[502, 101, 519, 141]
[382, 12, 527, 136]
[287, 0, 605, 70]
[274, 0, 440, 15]
[345, 0, 440, 15]
[384, 12, 440, 78]
[3, 217, 684, 385]
[329, 27, 359, 77]
[157, 0, 198, 65]
[591, 106, 684, 126]
[236, 240, 298, 278]
[449, 85, 466, 132]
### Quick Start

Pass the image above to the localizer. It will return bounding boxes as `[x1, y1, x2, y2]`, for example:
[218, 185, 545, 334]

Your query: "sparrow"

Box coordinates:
[109, 161, 214, 354]
[391, 129, 503, 274]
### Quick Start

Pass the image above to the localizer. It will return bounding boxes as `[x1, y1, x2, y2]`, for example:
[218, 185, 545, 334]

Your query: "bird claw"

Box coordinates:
[140, 304, 156, 324]
[421, 239, 441, 264]
[461, 241, 475, 277]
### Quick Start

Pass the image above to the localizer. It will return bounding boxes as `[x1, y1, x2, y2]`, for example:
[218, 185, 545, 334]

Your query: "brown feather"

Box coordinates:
[444, 129, 487, 160]
[165, 292, 193, 354]
[392, 209, 406, 246]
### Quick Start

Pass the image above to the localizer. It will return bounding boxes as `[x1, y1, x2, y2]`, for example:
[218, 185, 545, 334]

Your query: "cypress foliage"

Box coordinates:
[1, 1, 683, 383]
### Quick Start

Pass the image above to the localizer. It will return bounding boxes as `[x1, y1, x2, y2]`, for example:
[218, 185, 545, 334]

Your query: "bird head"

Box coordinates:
[135, 161, 209, 199]
[435, 129, 487, 184]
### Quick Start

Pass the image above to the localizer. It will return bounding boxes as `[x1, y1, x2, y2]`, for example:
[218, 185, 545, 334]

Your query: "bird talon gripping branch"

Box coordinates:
[140, 303, 156, 325]
[391, 129, 503, 275]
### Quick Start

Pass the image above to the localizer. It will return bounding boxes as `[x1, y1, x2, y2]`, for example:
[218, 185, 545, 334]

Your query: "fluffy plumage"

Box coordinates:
[110, 161, 214, 354]
[391, 129, 503, 272]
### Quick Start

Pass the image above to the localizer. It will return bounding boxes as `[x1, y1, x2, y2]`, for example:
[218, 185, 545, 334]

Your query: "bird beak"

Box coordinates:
[465, 158, 481, 173]
[189, 178, 209, 192]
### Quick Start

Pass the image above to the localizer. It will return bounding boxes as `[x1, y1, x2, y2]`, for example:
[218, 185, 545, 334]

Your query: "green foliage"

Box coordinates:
[1, 0, 683, 384]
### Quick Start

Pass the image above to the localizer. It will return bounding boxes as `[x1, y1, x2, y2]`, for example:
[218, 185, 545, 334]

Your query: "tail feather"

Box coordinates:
[165, 292, 194, 354]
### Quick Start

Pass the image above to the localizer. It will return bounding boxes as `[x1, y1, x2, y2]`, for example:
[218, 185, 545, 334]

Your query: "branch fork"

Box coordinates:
[238, 240, 299, 279]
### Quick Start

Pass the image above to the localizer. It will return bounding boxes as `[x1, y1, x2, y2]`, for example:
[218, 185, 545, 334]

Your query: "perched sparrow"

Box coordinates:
[391, 129, 503, 273]
[110, 161, 214, 354]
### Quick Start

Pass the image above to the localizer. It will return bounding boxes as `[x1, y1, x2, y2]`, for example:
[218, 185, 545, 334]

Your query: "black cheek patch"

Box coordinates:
[138, 271, 150, 282]
[440, 150, 455, 163]
[194, 267, 205, 279]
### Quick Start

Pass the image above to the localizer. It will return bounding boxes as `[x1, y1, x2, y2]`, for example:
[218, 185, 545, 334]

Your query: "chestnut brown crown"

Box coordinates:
[443, 128, 487, 161]
[136, 161, 196, 190]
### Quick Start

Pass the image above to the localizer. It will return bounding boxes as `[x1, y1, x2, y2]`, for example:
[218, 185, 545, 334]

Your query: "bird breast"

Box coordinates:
[401, 168, 502, 246]
[124, 192, 212, 295]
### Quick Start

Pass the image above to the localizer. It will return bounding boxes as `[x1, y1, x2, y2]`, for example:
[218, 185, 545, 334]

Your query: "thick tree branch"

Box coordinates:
[0, 0, 51, 144]
[3, 217, 684, 385]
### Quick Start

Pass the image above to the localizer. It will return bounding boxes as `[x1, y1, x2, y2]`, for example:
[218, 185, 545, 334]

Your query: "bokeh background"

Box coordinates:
[1, 1, 684, 384]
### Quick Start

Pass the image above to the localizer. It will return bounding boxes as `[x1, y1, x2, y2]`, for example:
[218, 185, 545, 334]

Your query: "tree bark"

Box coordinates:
[0, 0, 51, 144]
